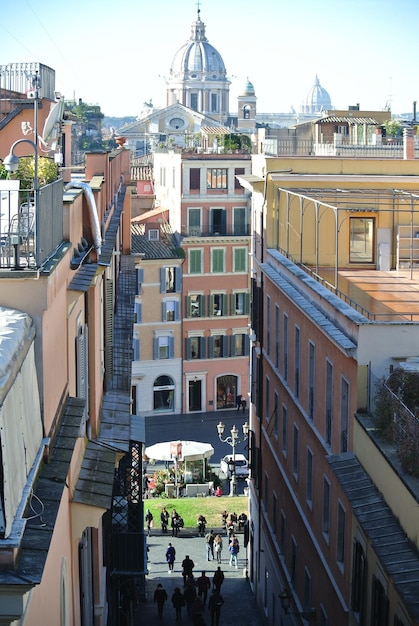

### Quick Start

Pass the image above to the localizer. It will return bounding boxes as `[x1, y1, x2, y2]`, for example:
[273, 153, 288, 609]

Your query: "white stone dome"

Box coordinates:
[302, 75, 332, 114]
[170, 14, 227, 79]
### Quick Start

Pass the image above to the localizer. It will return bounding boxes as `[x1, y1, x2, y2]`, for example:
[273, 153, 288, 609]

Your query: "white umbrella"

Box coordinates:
[144, 440, 214, 462]
[144, 440, 214, 489]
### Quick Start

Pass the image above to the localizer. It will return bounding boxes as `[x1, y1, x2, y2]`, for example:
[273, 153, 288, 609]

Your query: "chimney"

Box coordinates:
[403, 127, 414, 160]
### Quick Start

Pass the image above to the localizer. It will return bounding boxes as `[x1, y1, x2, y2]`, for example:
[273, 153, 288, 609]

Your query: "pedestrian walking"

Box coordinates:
[213, 534, 223, 563]
[145, 508, 153, 536]
[205, 528, 215, 560]
[236, 393, 242, 411]
[181, 554, 195, 585]
[229, 535, 240, 568]
[196, 570, 211, 605]
[184, 582, 197, 616]
[191, 595, 205, 625]
[212, 566, 225, 592]
[208, 588, 224, 626]
[153, 583, 167, 618]
[166, 542, 176, 573]
[171, 587, 185, 621]
[160, 507, 169, 533]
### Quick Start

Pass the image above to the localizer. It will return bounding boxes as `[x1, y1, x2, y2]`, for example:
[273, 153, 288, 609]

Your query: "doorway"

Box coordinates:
[188, 379, 202, 412]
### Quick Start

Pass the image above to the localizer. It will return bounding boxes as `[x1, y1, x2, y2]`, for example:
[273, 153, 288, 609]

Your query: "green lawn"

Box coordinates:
[143, 496, 249, 529]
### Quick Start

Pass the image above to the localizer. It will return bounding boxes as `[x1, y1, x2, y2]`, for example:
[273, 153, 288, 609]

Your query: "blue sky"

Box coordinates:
[1, 0, 418, 118]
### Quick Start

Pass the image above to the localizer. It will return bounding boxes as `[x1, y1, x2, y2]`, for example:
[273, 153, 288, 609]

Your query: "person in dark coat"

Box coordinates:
[196, 570, 211, 605]
[166, 542, 176, 572]
[208, 588, 224, 626]
[153, 583, 167, 617]
[212, 566, 225, 592]
[160, 507, 169, 533]
[171, 587, 185, 621]
[184, 582, 197, 616]
[181, 554, 195, 585]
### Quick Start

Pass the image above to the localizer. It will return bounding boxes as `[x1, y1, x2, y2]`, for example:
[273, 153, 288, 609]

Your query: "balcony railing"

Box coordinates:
[181, 224, 250, 237]
[0, 178, 64, 271]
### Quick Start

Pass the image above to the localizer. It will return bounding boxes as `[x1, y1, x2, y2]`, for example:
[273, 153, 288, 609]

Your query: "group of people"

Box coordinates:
[204, 529, 223, 564]
[155, 557, 226, 625]
[221, 510, 248, 536]
[155, 506, 185, 537]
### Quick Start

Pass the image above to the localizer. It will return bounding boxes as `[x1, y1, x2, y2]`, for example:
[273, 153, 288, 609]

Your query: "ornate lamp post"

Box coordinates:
[279, 588, 316, 620]
[216, 420, 249, 496]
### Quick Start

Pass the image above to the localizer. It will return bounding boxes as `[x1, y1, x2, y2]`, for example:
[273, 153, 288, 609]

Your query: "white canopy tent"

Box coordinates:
[144, 440, 214, 484]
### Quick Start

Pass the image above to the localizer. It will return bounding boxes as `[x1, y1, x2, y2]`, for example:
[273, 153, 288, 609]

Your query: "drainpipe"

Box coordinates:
[65, 181, 102, 254]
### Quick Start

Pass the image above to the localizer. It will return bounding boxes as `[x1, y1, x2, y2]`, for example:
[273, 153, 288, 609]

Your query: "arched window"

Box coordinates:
[153, 376, 175, 412]
[243, 106, 250, 120]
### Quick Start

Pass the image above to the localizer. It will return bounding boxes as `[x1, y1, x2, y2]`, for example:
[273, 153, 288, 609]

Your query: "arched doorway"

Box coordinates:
[216, 374, 237, 409]
[153, 375, 174, 412]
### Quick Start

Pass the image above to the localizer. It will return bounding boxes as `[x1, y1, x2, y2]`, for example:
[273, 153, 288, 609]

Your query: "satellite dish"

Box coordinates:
[41, 99, 65, 149]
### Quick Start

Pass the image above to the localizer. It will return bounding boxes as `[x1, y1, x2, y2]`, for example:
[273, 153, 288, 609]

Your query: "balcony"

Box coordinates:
[0, 178, 64, 272]
[181, 224, 250, 238]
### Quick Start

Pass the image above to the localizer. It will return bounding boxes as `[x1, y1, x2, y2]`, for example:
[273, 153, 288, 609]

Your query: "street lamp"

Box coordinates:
[279, 588, 316, 621]
[217, 420, 249, 496]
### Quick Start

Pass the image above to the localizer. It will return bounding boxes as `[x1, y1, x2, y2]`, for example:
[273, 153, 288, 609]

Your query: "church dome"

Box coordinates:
[240, 78, 255, 97]
[302, 75, 332, 114]
[170, 14, 227, 79]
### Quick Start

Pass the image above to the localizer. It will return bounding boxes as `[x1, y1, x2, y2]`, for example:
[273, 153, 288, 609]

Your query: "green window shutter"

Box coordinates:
[234, 248, 246, 272]
[200, 294, 206, 317]
[208, 336, 214, 358]
[222, 294, 228, 316]
[244, 293, 250, 315]
[186, 296, 192, 318]
[209, 294, 215, 316]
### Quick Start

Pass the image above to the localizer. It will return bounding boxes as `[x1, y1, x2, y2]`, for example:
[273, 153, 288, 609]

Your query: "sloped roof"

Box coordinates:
[316, 116, 379, 125]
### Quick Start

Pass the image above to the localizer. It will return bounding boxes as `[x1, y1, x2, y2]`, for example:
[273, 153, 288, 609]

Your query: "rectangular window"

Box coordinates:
[350, 217, 374, 263]
[337, 502, 346, 564]
[293, 424, 299, 478]
[291, 537, 297, 584]
[186, 336, 206, 360]
[188, 207, 201, 235]
[234, 168, 245, 191]
[306, 448, 313, 505]
[275, 305, 280, 370]
[207, 168, 227, 190]
[187, 294, 205, 318]
[189, 168, 200, 192]
[266, 296, 271, 357]
[154, 335, 174, 360]
[371, 576, 389, 626]
[210, 293, 226, 316]
[265, 377, 270, 421]
[232, 292, 249, 315]
[233, 206, 246, 233]
[323, 477, 331, 538]
[136, 267, 144, 294]
[294, 326, 300, 398]
[280, 511, 286, 553]
[134, 301, 142, 324]
[211, 248, 225, 273]
[264, 472, 269, 515]
[273, 391, 279, 437]
[272, 492, 278, 535]
[326, 360, 333, 445]
[191, 93, 198, 111]
[341, 378, 349, 452]
[209, 334, 227, 358]
[308, 341, 315, 420]
[162, 300, 179, 322]
[132, 333, 140, 361]
[351, 540, 367, 615]
[189, 249, 202, 274]
[211, 93, 217, 112]
[283, 314, 288, 381]
[232, 333, 248, 357]
[282, 405, 287, 455]
[304, 569, 312, 616]
[233, 247, 247, 272]
[160, 267, 181, 293]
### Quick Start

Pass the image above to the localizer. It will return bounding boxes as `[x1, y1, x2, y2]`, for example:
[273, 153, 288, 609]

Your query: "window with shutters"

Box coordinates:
[210, 292, 226, 316]
[162, 299, 179, 322]
[232, 291, 249, 315]
[189, 249, 202, 274]
[186, 335, 205, 360]
[160, 266, 181, 293]
[187, 293, 205, 318]
[208, 334, 227, 358]
[233, 247, 247, 272]
[153, 334, 174, 360]
[187, 207, 201, 235]
[231, 333, 249, 357]
[233, 206, 246, 233]
[211, 248, 225, 273]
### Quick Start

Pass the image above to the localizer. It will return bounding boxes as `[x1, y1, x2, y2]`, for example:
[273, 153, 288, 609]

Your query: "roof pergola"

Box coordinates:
[274, 187, 419, 288]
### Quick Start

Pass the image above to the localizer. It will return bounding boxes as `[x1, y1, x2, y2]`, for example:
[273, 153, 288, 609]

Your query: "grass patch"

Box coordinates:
[144, 496, 249, 529]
